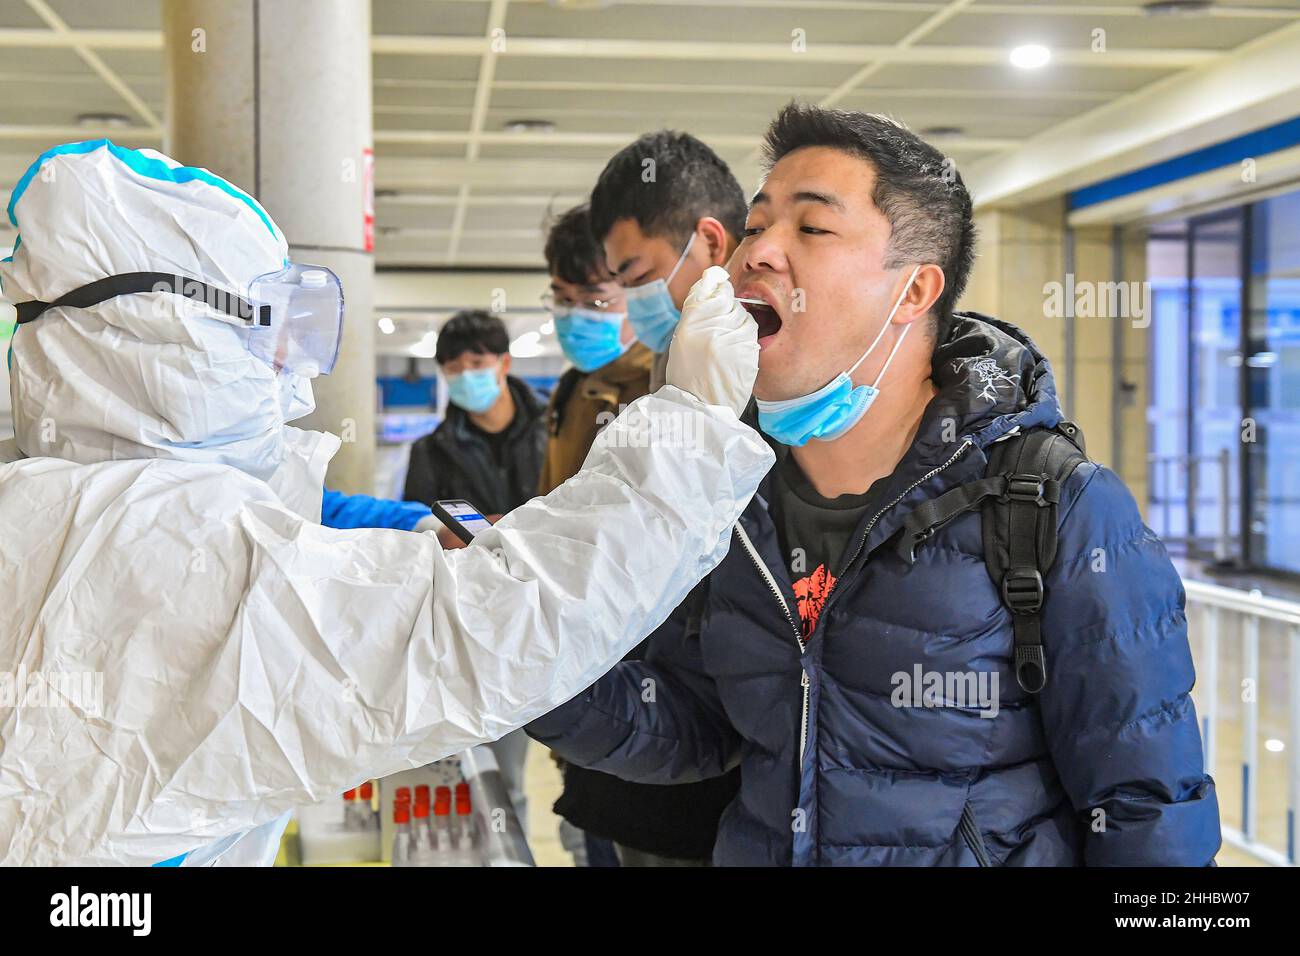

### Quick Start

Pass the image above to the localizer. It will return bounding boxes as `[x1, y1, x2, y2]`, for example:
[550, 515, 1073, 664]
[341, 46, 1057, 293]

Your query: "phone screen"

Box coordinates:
[432, 499, 494, 545]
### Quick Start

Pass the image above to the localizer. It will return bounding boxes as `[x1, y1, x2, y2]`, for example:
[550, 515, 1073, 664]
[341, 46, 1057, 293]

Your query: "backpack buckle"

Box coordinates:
[1004, 473, 1047, 505]
[1001, 567, 1043, 614]
[1014, 645, 1047, 693]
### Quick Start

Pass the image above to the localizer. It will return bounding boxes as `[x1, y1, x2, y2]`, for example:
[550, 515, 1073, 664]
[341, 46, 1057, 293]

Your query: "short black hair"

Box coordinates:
[435, 309, 509, 364]
[542, 203, 607, 286]
[761, 102, 977, 344]
[589, 130, 748, 247]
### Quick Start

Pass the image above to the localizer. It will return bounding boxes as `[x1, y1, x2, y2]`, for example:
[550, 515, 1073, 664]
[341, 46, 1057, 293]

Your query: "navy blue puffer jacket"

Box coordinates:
[529, 314, 1221, 866]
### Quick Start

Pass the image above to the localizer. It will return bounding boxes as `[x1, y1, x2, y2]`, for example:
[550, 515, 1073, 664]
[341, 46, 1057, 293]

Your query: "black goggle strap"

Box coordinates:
[15, 272, 271, 328]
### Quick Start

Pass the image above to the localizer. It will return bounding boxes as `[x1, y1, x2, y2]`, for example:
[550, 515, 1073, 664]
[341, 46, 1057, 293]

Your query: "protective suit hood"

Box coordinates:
[1, 140, 329, 485]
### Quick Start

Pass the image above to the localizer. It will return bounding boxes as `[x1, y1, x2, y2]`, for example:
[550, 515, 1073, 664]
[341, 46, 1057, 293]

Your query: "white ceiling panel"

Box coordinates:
[502, 2, 928, 45]
[47, 0, 161, 31]
[0, 0, 1296, 270]
[372, 0, 490, 36]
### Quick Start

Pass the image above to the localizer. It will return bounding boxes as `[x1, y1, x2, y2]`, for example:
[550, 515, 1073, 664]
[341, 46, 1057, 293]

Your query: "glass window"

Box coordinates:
[1145, 185, 1300, 576]
[1248, 192, 1300, 573]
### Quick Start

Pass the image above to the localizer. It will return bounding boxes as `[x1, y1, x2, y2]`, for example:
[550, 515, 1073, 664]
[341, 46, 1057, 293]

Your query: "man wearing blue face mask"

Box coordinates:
[531, 104, 1220, 867]
[536, 204, 653, 497]
[590, 130, 748, 390]
[403, 309, 547, 551]
[402, 308, 547, 828]
[536, 204, 739, 869]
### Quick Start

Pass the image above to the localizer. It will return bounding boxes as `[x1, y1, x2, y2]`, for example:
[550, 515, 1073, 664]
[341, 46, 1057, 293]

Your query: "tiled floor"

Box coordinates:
[523, 741, 572, 867]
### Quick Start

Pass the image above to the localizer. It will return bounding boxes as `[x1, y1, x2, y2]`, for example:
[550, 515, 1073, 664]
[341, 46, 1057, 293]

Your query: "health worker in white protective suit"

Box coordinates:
[0, 140, 772, 866]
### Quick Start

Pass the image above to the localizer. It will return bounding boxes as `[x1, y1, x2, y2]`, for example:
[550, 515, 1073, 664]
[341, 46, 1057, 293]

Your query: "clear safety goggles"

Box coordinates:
[14, 264, 344, 378]
[241, 263, 344, 376]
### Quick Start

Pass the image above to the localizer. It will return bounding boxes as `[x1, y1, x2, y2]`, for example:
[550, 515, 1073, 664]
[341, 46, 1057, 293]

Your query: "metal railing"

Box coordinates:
[1149, 449, 1233, 562]
[1183, 579, 1300, 866]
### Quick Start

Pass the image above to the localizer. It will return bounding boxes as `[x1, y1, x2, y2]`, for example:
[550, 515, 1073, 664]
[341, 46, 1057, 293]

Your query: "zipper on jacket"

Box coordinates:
[798, 669, 810, 765]
[835, 438, 974, 584]
[732, 521, 809, 764]
[820, 438, 975, 623]
[731, 438, 975, 847]
[958, 802, 993, 867]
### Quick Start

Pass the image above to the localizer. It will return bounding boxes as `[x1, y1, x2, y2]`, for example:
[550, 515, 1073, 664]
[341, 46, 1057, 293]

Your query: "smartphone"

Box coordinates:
[431, 498, 494, 545]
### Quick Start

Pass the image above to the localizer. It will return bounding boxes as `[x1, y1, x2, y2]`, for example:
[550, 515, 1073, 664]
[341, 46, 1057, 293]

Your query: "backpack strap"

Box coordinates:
[982, 422, 1086, 693]
[895, 421, 1087, 694]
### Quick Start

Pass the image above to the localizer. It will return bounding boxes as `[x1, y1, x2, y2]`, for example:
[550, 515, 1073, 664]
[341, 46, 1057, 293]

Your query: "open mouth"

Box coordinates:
[740, 300, 783, 345]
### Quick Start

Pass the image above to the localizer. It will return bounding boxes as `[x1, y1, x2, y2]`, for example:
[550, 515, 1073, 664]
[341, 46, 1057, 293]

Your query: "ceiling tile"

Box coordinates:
[926, 8, 1278, 50]
[47, 0, 161, 30]
[503, 2, 928, 44]
[372, 0, 489, 37]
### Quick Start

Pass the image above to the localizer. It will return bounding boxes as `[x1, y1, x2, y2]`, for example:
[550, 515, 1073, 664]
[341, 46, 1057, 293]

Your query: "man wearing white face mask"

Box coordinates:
[0, 141, 770, 866]
[531, 105, 1219, 867]
[590, 130, 748, 390]
[404, 309, 547, 552]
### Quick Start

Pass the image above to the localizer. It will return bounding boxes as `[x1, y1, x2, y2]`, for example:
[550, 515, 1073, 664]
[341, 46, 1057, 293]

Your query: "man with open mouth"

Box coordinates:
[531, 103, 1220, 867]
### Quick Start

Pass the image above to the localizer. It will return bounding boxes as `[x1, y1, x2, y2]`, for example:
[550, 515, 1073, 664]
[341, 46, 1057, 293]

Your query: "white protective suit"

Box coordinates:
[0, 141, 773, 866]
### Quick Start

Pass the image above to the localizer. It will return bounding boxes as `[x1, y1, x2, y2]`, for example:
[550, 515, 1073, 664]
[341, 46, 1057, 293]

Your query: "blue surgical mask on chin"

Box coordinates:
[446, 365, 502, 414]
[623, 232, 696, 353]
[554, 307, 630, 372]
[756, 266, 922, 447]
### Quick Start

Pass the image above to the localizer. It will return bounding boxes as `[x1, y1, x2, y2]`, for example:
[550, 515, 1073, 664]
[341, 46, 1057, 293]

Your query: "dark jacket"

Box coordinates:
[403, 375, 546, 515]
[537, 344, 738, 860]
[530, 314, 1221, 866]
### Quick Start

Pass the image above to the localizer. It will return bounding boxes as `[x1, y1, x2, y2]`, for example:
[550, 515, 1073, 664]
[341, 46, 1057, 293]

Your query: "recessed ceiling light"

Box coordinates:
[377, 317, 395, 335]
[510, 331, 543, 358]
[409, 331, 438, 358]
[1142, 0, 1214, 15]
[1009, 44, 1051, 70]
[77, 112, 131, 128]
[503, 119, 557, 135]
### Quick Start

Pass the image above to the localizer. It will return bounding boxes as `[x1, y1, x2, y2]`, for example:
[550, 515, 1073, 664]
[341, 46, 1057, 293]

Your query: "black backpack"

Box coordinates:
[895, 421, 1089, 694]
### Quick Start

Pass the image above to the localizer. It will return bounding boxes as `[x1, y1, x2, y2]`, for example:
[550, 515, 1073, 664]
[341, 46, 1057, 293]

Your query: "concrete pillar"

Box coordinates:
[963, 197, 1068, 399]
[162, 0, 376, 493]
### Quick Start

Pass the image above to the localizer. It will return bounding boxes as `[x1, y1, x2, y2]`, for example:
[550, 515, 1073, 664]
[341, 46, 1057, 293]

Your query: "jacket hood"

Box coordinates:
[752, 313, 1063, 463]
[918, 310, 1064, 455]
[1, 140, 326, 483]
[751, 312, 1065, 543]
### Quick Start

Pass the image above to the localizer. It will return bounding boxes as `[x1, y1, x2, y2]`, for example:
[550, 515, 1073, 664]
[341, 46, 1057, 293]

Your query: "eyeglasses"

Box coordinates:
[540, 290, 617, 313]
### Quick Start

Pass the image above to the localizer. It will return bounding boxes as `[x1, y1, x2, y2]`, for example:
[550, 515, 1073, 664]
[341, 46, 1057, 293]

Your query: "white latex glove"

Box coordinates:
[665, 265, 760, 418]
